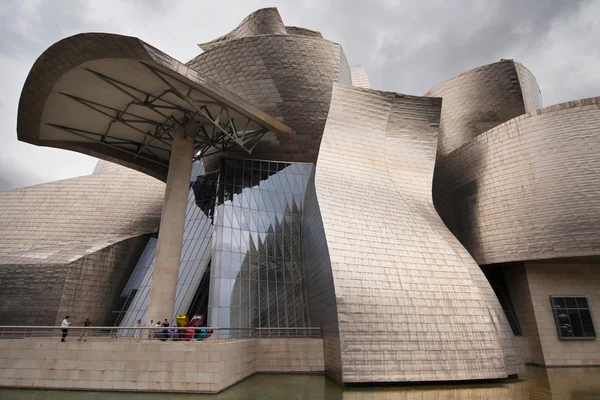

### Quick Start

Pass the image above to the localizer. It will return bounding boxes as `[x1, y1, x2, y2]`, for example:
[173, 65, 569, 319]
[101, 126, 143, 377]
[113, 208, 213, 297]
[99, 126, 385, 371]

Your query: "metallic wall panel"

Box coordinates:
[303, 170, 343, 383]
[311, 83, 522, 382]
[350, 65, 371, 89]
[187, 31, 345, 170]
[199, 8, 287, 51]
[0, 162, 164, 256]
[0, 161, 164, 325]
[0, 234, 148, 326]
[515, 62, 543, 113]
[425, 60, 540, 158]
[433, 97, 600, 265]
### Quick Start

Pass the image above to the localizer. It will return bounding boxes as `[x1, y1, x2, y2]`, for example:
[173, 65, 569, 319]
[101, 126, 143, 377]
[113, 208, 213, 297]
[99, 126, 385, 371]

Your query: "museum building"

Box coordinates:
[0, 7, 599, 384]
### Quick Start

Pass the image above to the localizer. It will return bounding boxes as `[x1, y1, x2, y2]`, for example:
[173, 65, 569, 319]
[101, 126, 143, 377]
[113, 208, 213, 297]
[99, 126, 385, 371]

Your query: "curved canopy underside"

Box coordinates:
[18, 33, 294, 180]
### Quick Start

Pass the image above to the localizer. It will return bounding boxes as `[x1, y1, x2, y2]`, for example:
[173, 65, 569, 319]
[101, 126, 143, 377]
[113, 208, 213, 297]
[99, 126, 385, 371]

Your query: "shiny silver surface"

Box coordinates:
[434, 97, 600, 265]
[0, 161, 165, 326]
[307, 83, 521, 382]
[303, 170, 343, 382]
[187, 8, 351, 171]
[198, 8, 287, 51]
[426, 59, 542, 157]
[350, 65, 371, 89]
[17, 33, 294, 181]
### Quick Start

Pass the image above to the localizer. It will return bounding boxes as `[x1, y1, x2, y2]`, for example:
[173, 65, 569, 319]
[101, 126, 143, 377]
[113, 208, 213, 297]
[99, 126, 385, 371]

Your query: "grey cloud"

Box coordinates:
[0, 1, 103, 58]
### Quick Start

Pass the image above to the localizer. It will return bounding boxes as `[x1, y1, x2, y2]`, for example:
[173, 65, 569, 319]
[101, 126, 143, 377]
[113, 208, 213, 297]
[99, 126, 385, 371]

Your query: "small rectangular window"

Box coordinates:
[550, 296, 596, 339]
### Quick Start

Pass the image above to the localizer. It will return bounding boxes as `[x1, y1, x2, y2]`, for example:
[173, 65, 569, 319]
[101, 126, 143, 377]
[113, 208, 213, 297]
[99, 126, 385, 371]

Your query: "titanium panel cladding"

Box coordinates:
[0, 161, 164, 325]
[188, 9, 350, 170]
[426, 60, 541, 157]
[434, 98, 600, 265]
[310, 83, 522, 383]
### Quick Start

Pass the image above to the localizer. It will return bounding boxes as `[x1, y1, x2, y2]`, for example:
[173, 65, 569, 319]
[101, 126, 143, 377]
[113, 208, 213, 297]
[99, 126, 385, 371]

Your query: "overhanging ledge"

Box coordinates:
[17, 33, 295, 181]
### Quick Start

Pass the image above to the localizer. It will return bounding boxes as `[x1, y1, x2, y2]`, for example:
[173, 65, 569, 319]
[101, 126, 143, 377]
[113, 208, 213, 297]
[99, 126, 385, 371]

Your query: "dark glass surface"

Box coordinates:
[484, 269, 523, 335]
[550, 296, 596, 339]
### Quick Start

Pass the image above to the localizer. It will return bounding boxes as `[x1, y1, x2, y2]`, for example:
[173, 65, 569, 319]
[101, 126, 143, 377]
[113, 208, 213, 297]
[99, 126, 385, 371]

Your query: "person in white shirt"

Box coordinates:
[61, 316, 71, 342]
[134, 319, 143, 339]
[147, 319, 154, 339]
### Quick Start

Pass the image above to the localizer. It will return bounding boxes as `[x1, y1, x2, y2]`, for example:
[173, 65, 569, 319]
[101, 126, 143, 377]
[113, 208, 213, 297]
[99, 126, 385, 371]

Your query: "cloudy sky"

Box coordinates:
[1, 0, 598, 190]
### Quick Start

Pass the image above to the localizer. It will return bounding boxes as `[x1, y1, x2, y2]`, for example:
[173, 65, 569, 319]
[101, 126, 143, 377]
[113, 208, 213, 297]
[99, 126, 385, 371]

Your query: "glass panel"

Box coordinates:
[552, 297, 566, 309]
[577, 297, 589, 309]
[566, 297, 578, 308]
[569, 310, 585, 337]
[208, 159, 313, 330]
[555, 309, 572, 337]
[580, 309, 596, 337]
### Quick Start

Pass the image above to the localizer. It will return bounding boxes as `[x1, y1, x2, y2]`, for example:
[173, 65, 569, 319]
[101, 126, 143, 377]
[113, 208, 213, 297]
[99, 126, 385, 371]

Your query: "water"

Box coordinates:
[1, 367, 599, 399]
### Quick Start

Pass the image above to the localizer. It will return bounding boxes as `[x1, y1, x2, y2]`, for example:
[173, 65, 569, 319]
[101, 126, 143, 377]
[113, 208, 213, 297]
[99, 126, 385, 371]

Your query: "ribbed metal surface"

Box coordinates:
[350, 65, 371, 89]
[199, 8, 287, 51]
[426, 60, 540, 158]
[0, 161, 164, 326]
[308, 83, 521, 382]
[434, 97, 600, 265]
[188, 25, 348, 170]
[303, 170, 343, 382]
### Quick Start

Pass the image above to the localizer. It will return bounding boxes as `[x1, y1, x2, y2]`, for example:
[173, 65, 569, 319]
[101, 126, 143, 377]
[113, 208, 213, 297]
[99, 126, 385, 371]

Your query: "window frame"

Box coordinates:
[549, 295, 597, 340]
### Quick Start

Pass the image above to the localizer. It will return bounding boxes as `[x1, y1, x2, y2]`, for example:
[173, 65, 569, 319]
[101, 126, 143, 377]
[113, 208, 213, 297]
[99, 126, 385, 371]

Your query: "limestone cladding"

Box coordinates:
[511, 260, 600, 367]
[306, 83, 522, 383]
[504, 264, 545, 365]
[433, 98, 600, 265]
[425, 60, 542, 158]
[0, 338, 324, 393]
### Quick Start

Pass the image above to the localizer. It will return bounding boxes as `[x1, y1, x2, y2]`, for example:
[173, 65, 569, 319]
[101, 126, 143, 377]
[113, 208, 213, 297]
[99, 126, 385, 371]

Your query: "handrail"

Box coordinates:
[0, 325, 322, 341]
[0, 326, 320, 330]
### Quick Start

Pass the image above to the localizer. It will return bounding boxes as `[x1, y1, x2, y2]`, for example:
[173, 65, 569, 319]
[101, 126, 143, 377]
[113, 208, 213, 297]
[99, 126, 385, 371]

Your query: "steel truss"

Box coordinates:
[48, 62, 271, 168]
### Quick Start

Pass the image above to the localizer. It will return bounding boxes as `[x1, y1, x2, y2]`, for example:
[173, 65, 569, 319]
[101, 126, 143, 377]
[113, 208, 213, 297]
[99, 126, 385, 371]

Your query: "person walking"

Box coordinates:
[61, 316, 71, 342]
[77, 317, 91, 342]
[134, 319, 143, 339]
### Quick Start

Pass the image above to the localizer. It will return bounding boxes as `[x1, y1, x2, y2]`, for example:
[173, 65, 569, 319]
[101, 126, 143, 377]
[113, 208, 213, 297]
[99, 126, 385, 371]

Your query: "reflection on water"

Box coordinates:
[1, 366, 600, 399]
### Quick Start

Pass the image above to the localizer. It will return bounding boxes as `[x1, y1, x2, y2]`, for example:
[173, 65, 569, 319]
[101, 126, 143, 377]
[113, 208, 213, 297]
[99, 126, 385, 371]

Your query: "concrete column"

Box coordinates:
[146, 129, 195, 322]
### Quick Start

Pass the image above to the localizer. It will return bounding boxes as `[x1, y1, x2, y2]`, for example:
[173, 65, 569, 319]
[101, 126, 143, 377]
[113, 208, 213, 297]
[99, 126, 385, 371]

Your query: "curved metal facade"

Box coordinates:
[425, 60, 542, 157]
[305, 83, 522, 382]
[0, 162, 165, 325]
[433, 97, 600, 265]
[199, 8, 287, 51]
[188, 27, 351, 171]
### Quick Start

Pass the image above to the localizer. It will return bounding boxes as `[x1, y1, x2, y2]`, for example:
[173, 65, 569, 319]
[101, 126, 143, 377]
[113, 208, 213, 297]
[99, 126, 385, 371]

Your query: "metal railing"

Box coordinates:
[0, 326, 321, 341]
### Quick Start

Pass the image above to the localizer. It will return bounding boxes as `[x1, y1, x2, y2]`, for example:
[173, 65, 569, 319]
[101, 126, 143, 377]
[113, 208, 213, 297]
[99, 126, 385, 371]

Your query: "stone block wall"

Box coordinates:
[524, 261, 600, 366]
[0, 337, 324, 393]
[504, 259, 600, 366]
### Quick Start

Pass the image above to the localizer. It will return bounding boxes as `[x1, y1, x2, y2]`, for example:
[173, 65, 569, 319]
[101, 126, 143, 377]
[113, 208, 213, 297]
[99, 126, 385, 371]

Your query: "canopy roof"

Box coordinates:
[18, 33, 294, 180]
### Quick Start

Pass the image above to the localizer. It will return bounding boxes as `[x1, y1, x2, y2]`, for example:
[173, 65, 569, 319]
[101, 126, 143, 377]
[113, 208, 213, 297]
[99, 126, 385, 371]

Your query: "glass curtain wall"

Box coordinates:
[116, 161, 214, 328]
[208, 159, 313, 330]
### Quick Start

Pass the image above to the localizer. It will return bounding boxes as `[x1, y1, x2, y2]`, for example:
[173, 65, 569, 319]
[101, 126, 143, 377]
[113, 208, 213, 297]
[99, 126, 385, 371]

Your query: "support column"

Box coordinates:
[146, 129, 195, 322]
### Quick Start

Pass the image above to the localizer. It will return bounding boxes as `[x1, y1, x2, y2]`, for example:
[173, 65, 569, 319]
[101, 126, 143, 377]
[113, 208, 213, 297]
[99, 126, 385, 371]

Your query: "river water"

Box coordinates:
[1, 367, 599, 399]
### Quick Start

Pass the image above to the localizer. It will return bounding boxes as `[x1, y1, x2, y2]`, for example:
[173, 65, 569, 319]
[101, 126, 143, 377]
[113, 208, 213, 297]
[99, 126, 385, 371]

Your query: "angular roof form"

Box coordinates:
[17, 33, 294, 181]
